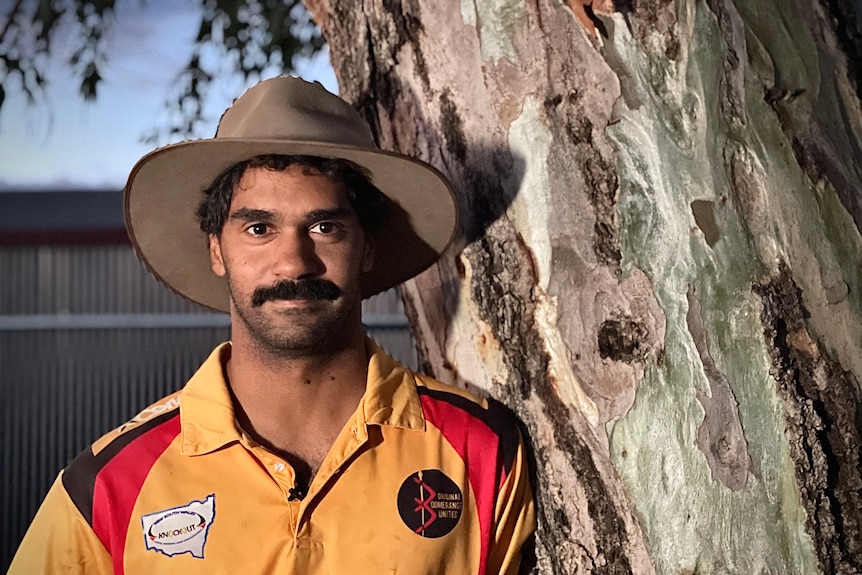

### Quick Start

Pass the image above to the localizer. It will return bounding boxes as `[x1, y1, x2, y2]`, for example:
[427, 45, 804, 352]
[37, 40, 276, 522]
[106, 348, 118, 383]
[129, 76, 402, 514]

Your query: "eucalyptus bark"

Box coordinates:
[304, 0, 862, 573]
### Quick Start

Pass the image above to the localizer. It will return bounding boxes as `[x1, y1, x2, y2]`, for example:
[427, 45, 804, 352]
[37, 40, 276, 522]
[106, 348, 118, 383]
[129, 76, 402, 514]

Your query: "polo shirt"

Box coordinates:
[10, 339, 535, 574]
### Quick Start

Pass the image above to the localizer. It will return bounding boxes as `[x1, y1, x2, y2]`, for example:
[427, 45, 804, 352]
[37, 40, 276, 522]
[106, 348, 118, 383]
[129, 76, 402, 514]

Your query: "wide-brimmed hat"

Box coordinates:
[124, 76, 457, 312]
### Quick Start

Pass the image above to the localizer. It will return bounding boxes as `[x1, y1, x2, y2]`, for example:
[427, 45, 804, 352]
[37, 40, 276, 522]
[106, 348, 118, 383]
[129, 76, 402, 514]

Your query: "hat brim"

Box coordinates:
[124, 139, 458, 312]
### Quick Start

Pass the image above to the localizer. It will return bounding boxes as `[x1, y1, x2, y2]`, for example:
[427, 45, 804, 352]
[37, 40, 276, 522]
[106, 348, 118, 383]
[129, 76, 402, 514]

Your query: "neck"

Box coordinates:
[224, 325, 369, 456]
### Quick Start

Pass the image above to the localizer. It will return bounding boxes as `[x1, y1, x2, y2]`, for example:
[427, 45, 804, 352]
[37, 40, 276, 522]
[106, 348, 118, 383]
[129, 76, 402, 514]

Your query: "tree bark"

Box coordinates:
[304, 0, 862, 572]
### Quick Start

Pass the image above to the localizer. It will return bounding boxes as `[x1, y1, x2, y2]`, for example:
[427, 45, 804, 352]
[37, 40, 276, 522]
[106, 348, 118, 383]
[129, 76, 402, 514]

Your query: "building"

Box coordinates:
[0, 190, 417, 568]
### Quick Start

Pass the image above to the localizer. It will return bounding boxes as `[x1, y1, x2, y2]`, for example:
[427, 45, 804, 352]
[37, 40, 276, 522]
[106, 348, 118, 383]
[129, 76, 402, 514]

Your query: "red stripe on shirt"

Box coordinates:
[419, 394, 507, 575]
[91, 414, 181, 575]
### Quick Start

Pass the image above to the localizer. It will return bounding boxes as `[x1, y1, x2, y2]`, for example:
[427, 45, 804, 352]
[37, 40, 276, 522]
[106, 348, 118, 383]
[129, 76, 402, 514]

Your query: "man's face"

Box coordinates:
[208, 165, 374, 357]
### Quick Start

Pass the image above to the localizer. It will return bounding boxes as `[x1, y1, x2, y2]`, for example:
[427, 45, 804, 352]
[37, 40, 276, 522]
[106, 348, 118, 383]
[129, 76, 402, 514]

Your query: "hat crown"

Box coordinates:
[216, 76, 376, 149]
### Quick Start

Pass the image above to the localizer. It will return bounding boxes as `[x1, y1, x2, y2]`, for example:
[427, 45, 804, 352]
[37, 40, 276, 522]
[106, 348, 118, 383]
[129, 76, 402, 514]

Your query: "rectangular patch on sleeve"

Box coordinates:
[141, 494, 216, 559]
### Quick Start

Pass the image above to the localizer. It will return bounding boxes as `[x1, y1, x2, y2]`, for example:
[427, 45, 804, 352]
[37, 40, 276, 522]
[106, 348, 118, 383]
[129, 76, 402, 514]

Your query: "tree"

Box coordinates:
[0, 0, 323, 139]
[5, 0, 860, 572]
[304, 0, 861, 573]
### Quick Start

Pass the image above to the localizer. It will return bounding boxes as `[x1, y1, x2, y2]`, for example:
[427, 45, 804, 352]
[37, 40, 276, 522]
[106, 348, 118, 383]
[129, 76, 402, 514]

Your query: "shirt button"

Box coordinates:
[274, 462, 286, 472]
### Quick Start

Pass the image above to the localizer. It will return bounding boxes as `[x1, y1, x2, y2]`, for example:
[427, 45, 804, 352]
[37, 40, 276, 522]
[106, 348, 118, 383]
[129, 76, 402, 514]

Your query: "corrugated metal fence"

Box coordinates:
[0, 244, 416, 568]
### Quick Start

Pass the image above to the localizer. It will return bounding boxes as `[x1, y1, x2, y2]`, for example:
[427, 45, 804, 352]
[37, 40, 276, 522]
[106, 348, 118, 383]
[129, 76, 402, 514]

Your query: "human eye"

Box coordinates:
[309, 221, 343, 236]
[245, 223, 270, 236]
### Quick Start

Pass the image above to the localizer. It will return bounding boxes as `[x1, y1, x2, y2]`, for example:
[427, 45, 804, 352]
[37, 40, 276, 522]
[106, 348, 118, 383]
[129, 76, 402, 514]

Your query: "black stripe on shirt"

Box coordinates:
[416, 387, 520, 475]
[61, 408, 180, 527]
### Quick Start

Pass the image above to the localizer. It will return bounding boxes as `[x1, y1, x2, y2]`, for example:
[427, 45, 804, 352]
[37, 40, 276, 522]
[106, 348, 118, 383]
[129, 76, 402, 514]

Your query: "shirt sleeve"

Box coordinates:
[487, 432, 537, 575]
[8, 472, 113, 575]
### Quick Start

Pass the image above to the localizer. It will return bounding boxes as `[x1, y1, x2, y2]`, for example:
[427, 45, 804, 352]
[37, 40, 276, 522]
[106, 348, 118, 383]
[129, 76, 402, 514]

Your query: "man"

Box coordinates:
[10, 76, 535, 574]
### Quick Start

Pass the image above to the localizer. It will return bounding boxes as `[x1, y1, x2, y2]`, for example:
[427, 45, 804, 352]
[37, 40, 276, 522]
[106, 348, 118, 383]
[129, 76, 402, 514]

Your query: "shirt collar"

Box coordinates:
[179, 343, 239, 456]
[180, 338, 425, 456]
[359, 338, 425, 430]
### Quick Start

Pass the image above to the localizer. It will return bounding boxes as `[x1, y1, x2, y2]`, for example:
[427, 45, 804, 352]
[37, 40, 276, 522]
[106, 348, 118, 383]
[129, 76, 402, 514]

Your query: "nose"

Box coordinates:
[271, 230, 325, 279]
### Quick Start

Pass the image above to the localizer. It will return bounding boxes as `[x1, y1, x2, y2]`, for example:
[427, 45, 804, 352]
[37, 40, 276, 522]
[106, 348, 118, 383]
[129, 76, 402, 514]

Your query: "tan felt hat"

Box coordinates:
[124, 76, 458, 312]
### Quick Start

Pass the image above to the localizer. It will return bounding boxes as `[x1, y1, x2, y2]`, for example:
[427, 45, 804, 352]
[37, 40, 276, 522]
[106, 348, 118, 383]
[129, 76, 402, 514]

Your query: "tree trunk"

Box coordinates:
[303, 0, 862, 572]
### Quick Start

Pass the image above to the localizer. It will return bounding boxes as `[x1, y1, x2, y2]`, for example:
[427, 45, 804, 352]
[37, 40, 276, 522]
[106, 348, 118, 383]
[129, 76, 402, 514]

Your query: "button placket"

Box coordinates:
[244, 445, 302, 536]
[295, 422, 368, 529]
[268, 457, 302, 535]
[271, 460, 300, 496]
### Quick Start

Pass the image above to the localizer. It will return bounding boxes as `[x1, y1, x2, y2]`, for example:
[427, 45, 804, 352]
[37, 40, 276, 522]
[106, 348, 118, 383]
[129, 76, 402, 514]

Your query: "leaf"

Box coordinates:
[81, 65, 101, 100]
[3, 0, 325, 141]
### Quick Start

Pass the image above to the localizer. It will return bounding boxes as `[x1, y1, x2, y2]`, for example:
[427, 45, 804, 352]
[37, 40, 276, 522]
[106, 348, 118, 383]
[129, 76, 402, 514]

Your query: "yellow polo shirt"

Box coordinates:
[10, 340, 535, 574]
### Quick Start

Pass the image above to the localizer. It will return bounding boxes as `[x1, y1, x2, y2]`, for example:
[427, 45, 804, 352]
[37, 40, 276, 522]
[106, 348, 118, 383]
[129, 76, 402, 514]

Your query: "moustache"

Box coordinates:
[251, 279, 341, 307]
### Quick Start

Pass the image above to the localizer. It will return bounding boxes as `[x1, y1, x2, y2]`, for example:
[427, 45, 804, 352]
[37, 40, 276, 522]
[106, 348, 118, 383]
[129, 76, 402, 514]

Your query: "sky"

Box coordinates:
[0, 0, 337, 191]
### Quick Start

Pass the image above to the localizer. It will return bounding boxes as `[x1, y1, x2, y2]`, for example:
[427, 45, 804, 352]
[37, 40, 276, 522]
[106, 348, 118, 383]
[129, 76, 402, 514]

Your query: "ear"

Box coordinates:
[361, 237, 375, 273]
[209, 234, 226, 277]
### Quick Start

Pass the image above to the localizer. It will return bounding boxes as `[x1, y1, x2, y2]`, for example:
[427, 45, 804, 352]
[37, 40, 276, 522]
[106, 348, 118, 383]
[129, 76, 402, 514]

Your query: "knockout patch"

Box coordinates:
[141, 494, 216, 558]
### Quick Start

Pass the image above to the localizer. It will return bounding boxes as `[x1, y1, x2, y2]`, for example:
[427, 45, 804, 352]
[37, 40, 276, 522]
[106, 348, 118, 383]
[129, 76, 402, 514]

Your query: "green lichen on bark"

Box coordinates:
[686, 285, 754, 492]
[603, 0, 862, 569]
[472, 0, 523, 62]
[603, 0, 832, 572]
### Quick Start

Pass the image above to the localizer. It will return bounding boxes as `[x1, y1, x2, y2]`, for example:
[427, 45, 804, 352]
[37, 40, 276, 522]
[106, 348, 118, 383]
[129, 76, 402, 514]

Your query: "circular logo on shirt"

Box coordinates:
[397, 469, 463, 538]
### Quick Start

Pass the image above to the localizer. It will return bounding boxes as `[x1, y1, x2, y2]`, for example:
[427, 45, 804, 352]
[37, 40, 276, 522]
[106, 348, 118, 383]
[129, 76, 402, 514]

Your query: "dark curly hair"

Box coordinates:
[196, 154, 391, 236]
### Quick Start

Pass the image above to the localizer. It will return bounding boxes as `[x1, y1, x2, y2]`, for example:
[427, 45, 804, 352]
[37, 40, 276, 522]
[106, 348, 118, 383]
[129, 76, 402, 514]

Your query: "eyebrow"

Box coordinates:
[229, 208, 277, 223]
[304, 208, 354, 222]
[227, 207, 355, 224]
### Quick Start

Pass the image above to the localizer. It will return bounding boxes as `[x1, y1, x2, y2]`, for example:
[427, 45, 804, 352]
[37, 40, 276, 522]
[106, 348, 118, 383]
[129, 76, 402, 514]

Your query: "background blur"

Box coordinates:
[0, 2, 415, 567]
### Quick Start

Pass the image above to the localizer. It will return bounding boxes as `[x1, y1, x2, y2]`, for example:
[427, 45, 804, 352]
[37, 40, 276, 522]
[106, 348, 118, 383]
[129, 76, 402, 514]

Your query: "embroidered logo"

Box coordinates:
[397, 469, 463, 538]
[141, 494, 216, 558]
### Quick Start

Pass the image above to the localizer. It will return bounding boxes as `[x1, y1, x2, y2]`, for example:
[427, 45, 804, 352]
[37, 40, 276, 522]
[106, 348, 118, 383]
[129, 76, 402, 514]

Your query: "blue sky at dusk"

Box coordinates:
[0, 0, 336, 190]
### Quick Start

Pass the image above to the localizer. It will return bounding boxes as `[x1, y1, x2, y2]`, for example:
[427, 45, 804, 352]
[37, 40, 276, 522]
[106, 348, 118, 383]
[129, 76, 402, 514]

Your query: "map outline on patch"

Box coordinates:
[141, 494, 216, 559]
